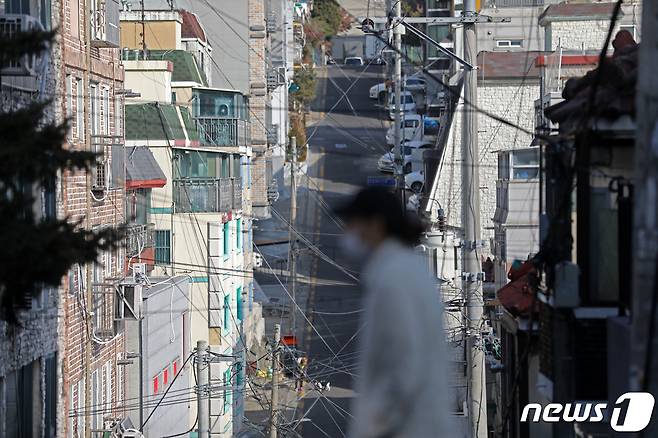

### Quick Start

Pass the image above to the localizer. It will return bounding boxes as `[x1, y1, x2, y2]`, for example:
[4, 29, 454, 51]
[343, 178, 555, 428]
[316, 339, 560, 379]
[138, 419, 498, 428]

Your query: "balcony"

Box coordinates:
[126, 223, 155, 257]
[173, 177, 243, 213]
[195, 117, 249, 147]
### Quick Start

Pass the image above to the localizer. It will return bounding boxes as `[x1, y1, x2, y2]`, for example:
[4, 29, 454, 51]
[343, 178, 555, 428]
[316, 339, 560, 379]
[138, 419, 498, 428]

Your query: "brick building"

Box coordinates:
[59, 0, 127, 436]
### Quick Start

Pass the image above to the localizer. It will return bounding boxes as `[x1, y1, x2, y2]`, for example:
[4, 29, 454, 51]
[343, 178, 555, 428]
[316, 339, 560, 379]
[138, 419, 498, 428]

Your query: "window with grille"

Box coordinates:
[223, 222, 230, 256]
[236, 286, 243, 321]
[223, 294, 230, 331]
[495, 39, 523, 49]
[155, 230, 171, 264]
[76, 78, 84, 139]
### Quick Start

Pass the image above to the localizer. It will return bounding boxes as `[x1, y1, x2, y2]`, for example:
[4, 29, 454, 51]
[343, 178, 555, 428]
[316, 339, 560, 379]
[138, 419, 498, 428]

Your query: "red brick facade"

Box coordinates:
[59, 0, 127, 434]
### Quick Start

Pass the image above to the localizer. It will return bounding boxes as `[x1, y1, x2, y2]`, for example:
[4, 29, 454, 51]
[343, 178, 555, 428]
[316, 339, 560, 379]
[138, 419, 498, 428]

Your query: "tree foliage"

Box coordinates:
[307, 0, 351, 46]
[290, 67, 317, 108]
[0, 29, 123, 323]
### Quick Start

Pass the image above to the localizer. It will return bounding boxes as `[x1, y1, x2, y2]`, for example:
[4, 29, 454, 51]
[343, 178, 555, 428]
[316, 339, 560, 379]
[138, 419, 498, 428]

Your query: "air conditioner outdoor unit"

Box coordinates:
[115, 282, 142, 320]
[0, 14, 46, 76]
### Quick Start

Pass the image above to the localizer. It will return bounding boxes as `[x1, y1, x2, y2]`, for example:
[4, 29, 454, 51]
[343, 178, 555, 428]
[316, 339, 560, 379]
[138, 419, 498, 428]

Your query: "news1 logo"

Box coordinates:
[520, 392, 655, 432]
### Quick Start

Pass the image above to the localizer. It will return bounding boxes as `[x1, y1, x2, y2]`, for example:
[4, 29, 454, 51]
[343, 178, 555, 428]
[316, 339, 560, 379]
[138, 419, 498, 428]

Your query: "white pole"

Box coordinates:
[393, 0, 403, 194]
[197, 340, 209, 438]
[462, 0, 488, 436]
[269, 324, 281, 438]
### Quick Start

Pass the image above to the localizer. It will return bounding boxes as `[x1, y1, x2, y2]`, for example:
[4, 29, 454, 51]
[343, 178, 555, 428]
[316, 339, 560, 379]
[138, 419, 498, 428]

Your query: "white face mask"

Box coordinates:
[339, 230, 372, 260]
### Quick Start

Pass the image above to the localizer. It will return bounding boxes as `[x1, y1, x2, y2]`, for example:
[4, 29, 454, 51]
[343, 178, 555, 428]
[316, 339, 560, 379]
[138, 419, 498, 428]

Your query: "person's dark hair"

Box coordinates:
[335, 187, 424, 245]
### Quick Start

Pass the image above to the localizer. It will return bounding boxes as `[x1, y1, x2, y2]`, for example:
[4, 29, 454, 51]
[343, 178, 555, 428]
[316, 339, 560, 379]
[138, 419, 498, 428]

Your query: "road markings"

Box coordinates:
[335, 143, 347, 149]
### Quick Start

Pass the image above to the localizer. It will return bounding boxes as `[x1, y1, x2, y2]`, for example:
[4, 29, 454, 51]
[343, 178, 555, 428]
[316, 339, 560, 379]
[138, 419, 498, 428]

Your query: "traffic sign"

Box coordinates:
[367, 176, 397, 187]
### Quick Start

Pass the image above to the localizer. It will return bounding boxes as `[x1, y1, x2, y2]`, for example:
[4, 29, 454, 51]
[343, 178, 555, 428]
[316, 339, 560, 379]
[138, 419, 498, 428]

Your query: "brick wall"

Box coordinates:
[59, 0, 127, 434]
[431, 81, 539, 242]
[249, 0, 271, 217]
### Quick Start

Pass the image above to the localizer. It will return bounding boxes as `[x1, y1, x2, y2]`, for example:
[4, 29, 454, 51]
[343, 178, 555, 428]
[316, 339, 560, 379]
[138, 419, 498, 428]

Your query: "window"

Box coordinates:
[428, 0, 450, 9]
[66, 75, 73, 120]
[155, 230, 171, 264]
[496, 39, 523, 49]
[76, 78, 84, 139]
[104, 361, 112, 413]
[76, 379, 85, 437]
[236, 286, 243, 321]
[102, 88, 110, 135]
[153, 375, 159, 394]
[224, 369, 232, 410]
[91, 369, 101, 431]
[511, 149, 539, 180]
[116, 353, 123, 406]
[223, 294, 230, 331]
[114, 97, 122, 137]
[103, 249, 112, 278]
[236, 361, 244, 387]
[223, 222, 230, 256]
[163, 367, 169, 386]
[90, 83, 99, 135]
[173, 359, 179, 376]
[236, 219, 242, 251]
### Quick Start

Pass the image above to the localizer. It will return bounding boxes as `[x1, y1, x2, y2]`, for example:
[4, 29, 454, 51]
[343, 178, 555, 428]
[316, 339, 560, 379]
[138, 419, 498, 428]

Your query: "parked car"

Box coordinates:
[404, 76, 427, 92]
[369, 82, 387, 100]
[386, 115, 440, 145]
[377, 142, 432, 173]
[388, 91, 417, 120]
[344, 56, 364, 66]
[405, 169, 424, 193]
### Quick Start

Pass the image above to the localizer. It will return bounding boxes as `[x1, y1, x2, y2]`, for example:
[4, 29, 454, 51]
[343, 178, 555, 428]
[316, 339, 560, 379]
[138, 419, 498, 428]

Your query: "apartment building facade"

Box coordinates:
[0, 1, 60, 435]
[59, 0, 128, 436]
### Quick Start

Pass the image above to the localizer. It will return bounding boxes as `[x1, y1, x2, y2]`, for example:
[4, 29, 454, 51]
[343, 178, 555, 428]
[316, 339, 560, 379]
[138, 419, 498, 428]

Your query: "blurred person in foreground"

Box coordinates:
[337, 187, 453, 438]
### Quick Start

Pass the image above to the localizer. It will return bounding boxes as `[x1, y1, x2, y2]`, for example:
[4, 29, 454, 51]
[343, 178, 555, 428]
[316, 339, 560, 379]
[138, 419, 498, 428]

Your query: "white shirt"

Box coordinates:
[349, 239, 454, 438]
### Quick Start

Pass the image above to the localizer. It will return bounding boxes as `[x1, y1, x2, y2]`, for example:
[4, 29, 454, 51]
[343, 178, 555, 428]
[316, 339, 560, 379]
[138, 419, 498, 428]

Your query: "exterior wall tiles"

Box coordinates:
[432, 81, 538, 241]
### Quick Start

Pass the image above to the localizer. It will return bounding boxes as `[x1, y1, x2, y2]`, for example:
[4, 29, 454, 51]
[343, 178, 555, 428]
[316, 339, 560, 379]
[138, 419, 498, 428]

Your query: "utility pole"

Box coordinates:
[393, 0, 403, 195]
[269, 324, 281, 438]
[632, 0, 658, 426]
[462, 0, 487, 436]
[289, 137, 297, 336]
[196, 340, 209, 438]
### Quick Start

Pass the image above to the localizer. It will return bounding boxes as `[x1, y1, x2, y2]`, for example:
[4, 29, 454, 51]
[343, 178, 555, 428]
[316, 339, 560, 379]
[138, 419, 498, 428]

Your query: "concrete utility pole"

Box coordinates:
[269, 324, 281, 438]
[289, 137, 297, 336]
[393, 0, 403, 194]
[632, 0, 658, 428]
[196, 340, 209, 438]
[462, 0, 487, 436]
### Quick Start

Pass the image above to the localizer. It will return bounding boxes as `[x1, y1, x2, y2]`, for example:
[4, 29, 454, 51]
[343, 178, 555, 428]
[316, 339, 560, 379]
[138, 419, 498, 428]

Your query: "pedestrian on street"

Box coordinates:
[337, 187, 454, 438]
[296, 355, 307, 392]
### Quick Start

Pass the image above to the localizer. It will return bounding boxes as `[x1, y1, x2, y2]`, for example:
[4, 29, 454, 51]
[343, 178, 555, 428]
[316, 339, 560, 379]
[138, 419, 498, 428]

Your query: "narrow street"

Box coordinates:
[299, 63, 388, 438]
[253, 63, 389, 437]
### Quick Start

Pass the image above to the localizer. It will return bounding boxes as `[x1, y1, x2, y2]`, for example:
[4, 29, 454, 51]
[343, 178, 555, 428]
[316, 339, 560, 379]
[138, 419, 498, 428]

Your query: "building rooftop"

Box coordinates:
[180, 9, 207, 43]
[539, 1, 621, 25]
[477, 51, 543, 80]
[125, 103, 200, 144]
[545, 30, 638, 127]
[148, 50, 207, 85]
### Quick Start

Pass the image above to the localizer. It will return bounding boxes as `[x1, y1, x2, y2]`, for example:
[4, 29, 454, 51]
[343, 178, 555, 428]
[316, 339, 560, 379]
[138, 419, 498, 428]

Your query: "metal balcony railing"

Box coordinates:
[174, 178, 243, 213]
[194, 117, 249, 147]
[126, 223, 155, 257]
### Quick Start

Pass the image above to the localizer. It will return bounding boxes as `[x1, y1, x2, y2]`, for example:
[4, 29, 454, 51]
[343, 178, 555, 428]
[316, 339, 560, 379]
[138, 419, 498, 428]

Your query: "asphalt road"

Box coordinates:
[295, 63, 390, 438]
